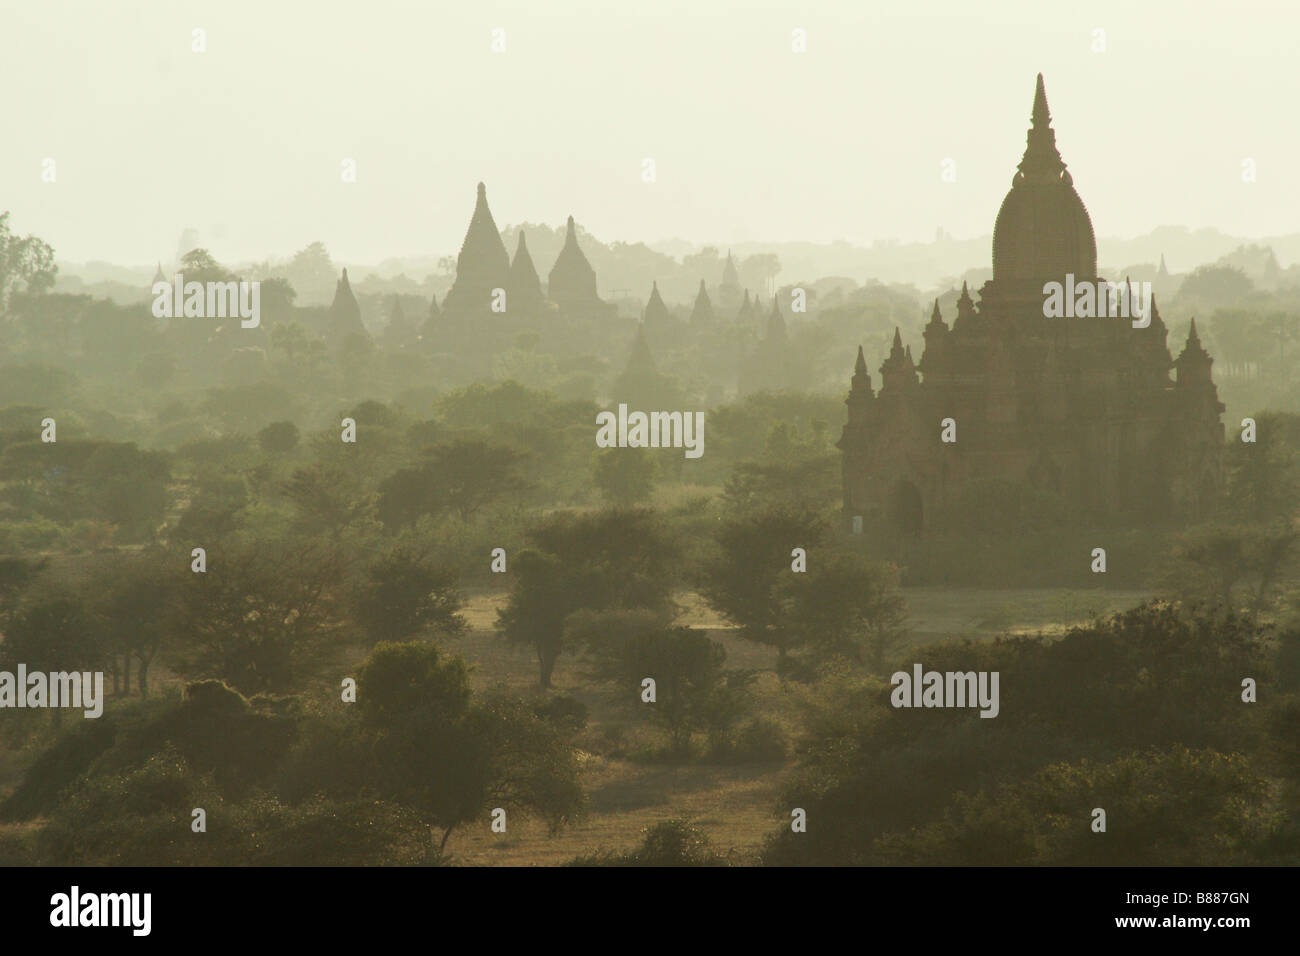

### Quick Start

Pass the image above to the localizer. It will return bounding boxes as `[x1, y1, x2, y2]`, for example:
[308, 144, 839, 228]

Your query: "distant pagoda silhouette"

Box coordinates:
[838, 74, 1225, 534]
[443, 183, 511, 318]
[326, 268, 367, 340]
[548, 216, 614, 318]
[643, 281, 671, 330]
[508, 231, 547, 315]
[721, 251, 740, 292]
[689, 280, 715, 325]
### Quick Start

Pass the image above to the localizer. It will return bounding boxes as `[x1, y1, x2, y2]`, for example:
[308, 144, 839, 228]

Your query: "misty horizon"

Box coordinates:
[4, 0, 1296, 266]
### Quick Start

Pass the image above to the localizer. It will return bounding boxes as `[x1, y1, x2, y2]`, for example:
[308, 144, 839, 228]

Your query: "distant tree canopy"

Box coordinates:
[281, 241, 337, 305]
[377, 439, 532, 529]
[177, 248, 237, 283]
[1174, 264, 1256, 313]
[0, 212, 56, 309]
[0, 437, 170, 539]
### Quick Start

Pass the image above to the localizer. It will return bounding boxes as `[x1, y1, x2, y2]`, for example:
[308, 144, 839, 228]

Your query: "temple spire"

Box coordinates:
[443, 181, 511, 317]
[736, 288, 752, 323]
[1149, 295, 1165, 330]
[327, 267, 365, 339]
[879, 327, 918, 394]
[1015, 73, 1068, 184]
[643, 281, 670, 328]
[508, 231, 545, 312]
[1031, 72, 1050, 129]
[690, 280, 714, 324]
[547, 214, 606, 313]
[721, 250, 740, 289]
[846, 344, 875, 414]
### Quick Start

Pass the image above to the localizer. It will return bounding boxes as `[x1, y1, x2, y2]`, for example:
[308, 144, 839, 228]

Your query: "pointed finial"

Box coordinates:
[1032, 73, 1050, 128]
[477, 182, 486, 198]
[1187, 317, 1200, 345]
[855, 344, 867, 374]
[931, 299, 942, 321]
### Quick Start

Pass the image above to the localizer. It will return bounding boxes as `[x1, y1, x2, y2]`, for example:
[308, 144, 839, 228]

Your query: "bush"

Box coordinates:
[570, 819, 730, 867]
[533, 695, 588, 733]
[709, 717, 787, 764]
[0, 517, 64, 552]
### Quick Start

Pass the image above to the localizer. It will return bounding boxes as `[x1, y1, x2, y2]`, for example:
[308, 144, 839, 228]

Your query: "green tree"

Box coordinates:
[258, 420, 300, 454]
[281, 463, 375, 538]
[0, 592, 105, 727]
[592, 447, 656, 505]
[0, 212, 56, 308]
[168, 539, 345, 694]
[177, 248, 236, 283]
[498, 509, 679, 688]
[377, 440, 531, 529]
[789, 551, 908, 670]
[568, 608, 728, 754]
[352, 548, 467, 645]
[874, 748, 1279, 866]
[92, 552, 170, 697]
[358, 641, 582, 852]
[0, 556, 46, 626]
[698, 505, 826, 668]
[1224, 411, 1300, 522]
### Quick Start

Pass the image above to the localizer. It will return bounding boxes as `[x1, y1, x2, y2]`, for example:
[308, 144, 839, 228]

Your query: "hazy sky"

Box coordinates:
[2, 0, 1296, 267]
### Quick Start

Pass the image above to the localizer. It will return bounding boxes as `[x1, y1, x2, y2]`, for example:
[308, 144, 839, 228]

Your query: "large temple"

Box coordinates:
[838, 75, 1225, 534]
